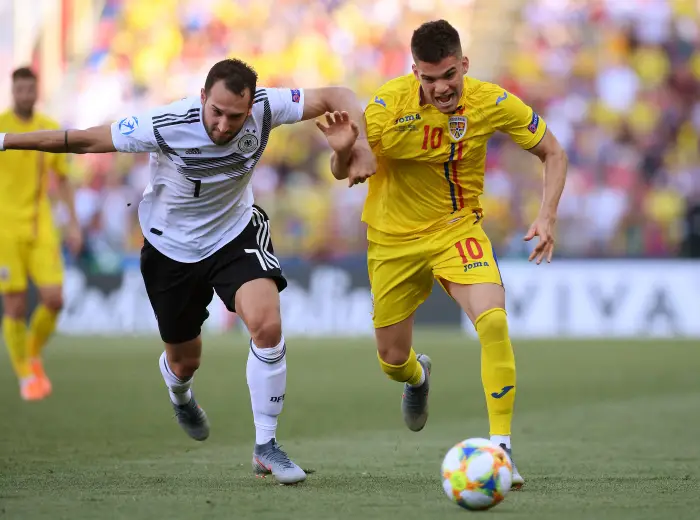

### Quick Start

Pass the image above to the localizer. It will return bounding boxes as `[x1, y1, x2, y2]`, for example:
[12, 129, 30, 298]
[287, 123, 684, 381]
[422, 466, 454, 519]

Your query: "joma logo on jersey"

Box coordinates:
[463, 261, 489, 272]
[269, 394, 285, 403]
[185, 148, 201, 155]
[394, 113, 421, 125]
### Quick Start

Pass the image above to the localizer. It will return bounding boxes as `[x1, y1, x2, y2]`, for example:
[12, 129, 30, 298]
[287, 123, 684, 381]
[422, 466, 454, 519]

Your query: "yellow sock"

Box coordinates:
[27, 305, 59, 359]
[378, 348, 424, 385]
[476, 308, 516, 436]
[2, 316, 31, 379]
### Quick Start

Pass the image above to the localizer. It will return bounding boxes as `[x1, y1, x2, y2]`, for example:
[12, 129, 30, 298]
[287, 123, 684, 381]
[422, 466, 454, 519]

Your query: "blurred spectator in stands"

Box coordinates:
[45, 0, 698, 267]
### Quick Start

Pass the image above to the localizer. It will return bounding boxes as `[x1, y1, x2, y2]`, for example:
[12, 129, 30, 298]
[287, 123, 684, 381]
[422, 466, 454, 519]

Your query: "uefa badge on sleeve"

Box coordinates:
[528, 113, 540, 134]
[448, 115, 467, 142]
[118, 116, 139, 136]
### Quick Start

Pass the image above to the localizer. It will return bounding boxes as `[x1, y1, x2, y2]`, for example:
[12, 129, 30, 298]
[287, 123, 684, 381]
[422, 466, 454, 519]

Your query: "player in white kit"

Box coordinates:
[0, 59, 376, 484]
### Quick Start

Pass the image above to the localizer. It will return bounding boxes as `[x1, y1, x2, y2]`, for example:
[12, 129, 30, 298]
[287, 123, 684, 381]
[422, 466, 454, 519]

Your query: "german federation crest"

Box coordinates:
[238, 133, 259, 153]
[448, 115, 467, 142]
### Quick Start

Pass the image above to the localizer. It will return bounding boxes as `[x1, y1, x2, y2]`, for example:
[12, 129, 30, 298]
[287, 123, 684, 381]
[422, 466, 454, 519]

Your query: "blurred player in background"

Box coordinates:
[0, 67, 82, 401]
[319, 19, 569, 488]
[0, 58, 374, 484]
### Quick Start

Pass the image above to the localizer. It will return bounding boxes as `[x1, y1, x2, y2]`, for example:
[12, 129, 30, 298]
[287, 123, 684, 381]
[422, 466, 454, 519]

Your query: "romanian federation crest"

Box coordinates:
[448, 115, 467, 142]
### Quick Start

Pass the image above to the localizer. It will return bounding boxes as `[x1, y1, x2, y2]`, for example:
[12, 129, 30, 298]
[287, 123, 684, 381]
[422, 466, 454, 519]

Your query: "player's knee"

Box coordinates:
[377, 345, 411, 367]
[164, 336, 202, 378]
[169, 356, 200, 379]
[41, 293, 63, 313]
[475, 307, 509, 344]
[376, 331, 412, 366]
[2, 293, 27, 320]
[375, 322, 412, 366]
[377, 347, 420, 383]
[247, 313, 282, 349]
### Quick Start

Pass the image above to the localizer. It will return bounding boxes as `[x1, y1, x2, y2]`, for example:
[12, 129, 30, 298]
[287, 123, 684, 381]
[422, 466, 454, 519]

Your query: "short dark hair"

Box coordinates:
[411, 20, 462, 63]
[12, 67, 37, 82]
[204, 59, 258, 100]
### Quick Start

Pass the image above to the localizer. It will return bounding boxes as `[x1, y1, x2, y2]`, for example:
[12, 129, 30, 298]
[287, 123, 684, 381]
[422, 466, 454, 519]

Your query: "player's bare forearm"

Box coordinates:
[528, 131, 568, 218]
[325, 89, 367, 140]
[308, 88, 376, 186]
[541, 154, 567, 217]
[330, 148, 352, 180]
[303, 87, 367, 138]
[3, 125, 116, 154]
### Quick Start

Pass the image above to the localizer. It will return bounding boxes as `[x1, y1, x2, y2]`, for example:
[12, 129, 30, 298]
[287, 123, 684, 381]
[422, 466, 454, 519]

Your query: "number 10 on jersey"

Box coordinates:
[422, 125, 443, 150]
[455, 238, 483, 264]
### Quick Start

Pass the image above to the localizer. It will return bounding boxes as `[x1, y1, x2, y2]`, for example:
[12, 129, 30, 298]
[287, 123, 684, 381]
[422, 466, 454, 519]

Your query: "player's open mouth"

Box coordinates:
[435, 93, 454, 108]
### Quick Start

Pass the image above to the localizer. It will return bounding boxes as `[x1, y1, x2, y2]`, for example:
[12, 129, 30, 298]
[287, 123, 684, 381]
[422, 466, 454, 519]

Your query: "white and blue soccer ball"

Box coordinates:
[440, 438, 513, 511]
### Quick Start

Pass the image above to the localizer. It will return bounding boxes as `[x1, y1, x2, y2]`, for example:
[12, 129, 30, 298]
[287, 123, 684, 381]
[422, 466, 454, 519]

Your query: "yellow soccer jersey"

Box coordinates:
[0, 110, 68, 238]
[362, 74, 547, 237]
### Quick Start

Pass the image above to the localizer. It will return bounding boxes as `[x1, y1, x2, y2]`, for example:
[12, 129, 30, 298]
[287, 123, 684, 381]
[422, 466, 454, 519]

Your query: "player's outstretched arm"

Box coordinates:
[305, 87, 375, 186]
[523, 130, 568, 264]
[0, 125, 116, 154]
[315, 110, 361, 183]
[302, 87, 365, 129]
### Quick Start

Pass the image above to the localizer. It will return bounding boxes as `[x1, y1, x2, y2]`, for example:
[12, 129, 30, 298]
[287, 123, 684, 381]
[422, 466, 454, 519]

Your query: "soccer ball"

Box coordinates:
[440, 438, 513, 511]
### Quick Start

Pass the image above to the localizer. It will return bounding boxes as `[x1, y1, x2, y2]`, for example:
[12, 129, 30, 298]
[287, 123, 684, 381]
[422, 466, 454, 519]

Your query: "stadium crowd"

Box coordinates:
[36, 0, 700, 272]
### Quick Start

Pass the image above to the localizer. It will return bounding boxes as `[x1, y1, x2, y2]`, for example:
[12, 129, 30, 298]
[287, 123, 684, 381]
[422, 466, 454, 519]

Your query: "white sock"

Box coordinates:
[247, 336, 287, 445]
[20, 375, 37, 388]
[491, 435, 511, 450]
[159, 351, 193, 405]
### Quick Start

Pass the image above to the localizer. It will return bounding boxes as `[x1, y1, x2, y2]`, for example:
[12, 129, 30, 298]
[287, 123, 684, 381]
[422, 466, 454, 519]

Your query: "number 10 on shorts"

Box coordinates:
[454, 238, 484, 264]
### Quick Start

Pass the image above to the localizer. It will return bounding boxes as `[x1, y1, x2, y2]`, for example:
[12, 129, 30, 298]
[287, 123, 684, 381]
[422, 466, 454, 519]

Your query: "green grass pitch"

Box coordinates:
[1, 330, 699, 519]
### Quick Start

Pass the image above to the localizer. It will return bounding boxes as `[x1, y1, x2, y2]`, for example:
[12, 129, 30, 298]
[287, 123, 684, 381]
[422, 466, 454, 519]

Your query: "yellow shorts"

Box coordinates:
[0, 231, 64, 293]
[367, 213, 503, 328]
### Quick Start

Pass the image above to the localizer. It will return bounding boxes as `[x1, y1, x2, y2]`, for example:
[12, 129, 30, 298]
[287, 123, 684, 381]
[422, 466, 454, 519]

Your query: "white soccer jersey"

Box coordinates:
[110, 87, 305, 263]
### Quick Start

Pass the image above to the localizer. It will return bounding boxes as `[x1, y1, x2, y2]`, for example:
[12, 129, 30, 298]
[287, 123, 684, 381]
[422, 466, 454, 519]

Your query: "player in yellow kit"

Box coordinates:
[0, 68, 82, 401]
[317, 20, 568, 488]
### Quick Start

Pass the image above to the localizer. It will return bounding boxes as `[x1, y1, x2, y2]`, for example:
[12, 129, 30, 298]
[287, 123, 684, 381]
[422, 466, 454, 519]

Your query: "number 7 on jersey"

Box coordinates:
[186, 177, 202, 198]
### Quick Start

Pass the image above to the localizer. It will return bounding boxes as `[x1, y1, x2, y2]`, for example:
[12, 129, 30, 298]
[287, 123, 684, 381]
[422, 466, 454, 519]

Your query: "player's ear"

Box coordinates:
[411, 63, 419, 81]
[200, 88, 206, 106]
[462, 56, 470, 75]
[246, 87, 254, 117]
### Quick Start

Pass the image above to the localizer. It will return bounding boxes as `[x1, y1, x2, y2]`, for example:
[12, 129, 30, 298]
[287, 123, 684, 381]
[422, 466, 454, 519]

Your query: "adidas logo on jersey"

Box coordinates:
[185, 148, 201, 155]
